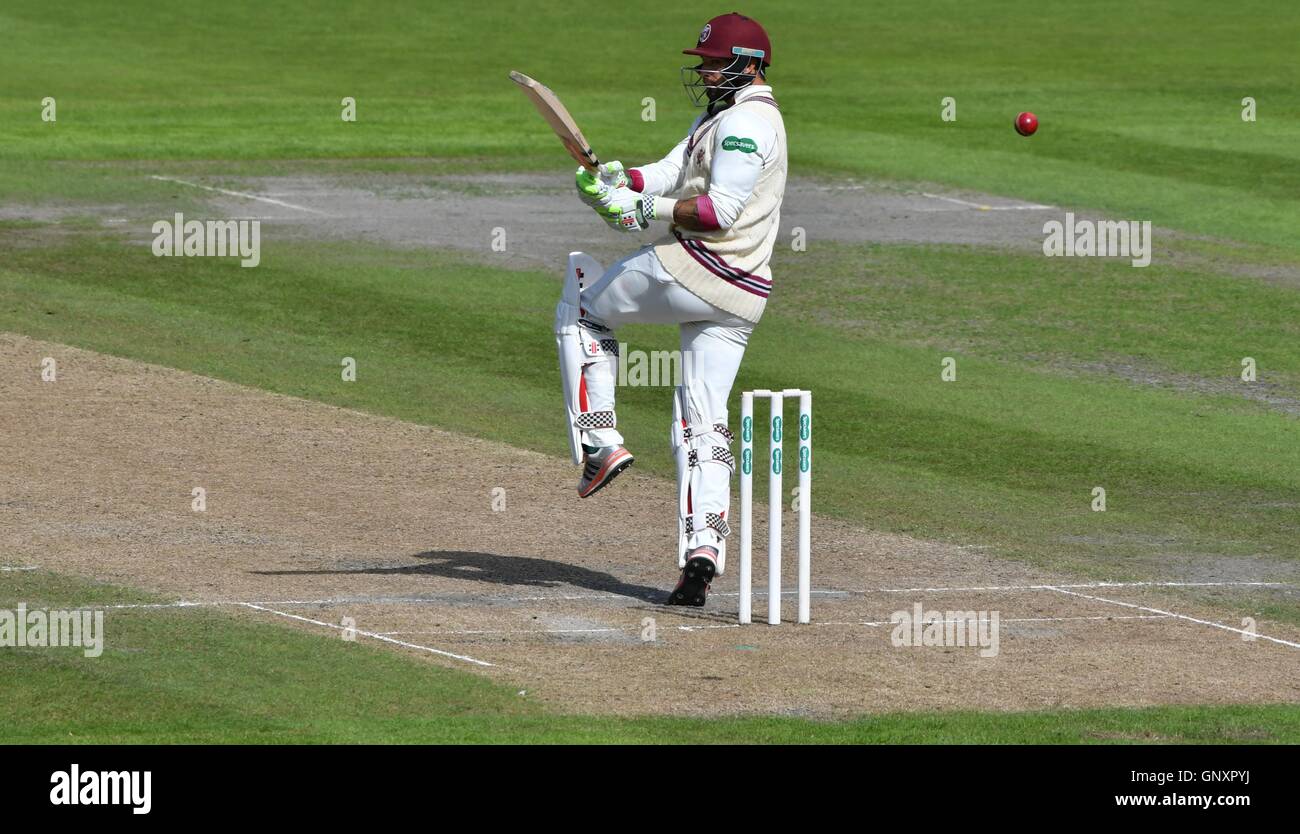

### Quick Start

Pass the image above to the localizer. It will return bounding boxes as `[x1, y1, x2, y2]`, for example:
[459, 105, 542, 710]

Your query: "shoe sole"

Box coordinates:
[577, 451, 634, 498]
[667, 554, 717, 606]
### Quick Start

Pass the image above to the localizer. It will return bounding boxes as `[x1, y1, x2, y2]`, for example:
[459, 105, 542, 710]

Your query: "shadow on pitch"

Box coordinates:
[251, 549, 666, 603]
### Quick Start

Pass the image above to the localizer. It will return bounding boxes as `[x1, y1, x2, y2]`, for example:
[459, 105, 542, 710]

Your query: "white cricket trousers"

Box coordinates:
[581, 246, 753, 550]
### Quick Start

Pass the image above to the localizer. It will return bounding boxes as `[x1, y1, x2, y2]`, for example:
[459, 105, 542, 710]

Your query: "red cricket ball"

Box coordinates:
[1015, 111, 1038, 137]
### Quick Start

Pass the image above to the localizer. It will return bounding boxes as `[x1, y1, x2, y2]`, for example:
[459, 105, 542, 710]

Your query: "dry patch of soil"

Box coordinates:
[2, 332, 1297, 716]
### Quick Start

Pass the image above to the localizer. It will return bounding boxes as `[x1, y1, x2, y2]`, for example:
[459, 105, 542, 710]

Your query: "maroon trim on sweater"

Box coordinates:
[688, 94, 778, 155]
[672, 230, 772, 298]
[694, 195, 721, 231]
[686, 118, 722, 155]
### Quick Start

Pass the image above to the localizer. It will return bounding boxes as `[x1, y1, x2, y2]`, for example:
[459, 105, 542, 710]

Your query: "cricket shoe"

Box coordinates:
[577, 444, 634, 498]
[667, 547, 718, 607]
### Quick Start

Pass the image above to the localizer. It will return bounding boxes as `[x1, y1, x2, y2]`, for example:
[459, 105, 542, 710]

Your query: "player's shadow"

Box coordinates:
[251, 549, 666, 603]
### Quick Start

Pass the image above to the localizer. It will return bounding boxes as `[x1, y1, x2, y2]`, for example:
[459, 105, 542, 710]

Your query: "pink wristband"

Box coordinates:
[695, 195, 721, 231]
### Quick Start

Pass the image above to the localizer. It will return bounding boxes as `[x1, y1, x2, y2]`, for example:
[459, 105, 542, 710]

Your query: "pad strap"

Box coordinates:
[684, 512, 732, 539]
[688, 445, 735, 470]
[575, 411, 616, 430]
[681, 422, 734, 442]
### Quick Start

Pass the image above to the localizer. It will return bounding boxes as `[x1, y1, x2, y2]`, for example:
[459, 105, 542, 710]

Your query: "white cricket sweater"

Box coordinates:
[633, 85, 787, 324]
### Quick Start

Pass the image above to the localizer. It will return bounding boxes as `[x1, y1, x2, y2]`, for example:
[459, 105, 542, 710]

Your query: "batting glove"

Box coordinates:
[597, 161, 629, 190]
[575, 166, 613, 210]
[601, 186, 656, 232]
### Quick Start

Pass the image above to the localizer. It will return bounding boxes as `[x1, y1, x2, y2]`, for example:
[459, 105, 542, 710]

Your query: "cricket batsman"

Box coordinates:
[554, 12, 786, 607]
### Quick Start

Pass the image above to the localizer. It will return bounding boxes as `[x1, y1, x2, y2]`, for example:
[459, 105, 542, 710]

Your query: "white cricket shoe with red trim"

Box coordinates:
[577, 444, 634, 498]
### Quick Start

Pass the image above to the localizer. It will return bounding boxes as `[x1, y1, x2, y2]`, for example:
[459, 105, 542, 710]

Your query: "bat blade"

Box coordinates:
[509, 70, 600, 171]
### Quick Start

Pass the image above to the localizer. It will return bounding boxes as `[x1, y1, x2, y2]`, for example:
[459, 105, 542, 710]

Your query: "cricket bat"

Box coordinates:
[509, 71, 600, 172]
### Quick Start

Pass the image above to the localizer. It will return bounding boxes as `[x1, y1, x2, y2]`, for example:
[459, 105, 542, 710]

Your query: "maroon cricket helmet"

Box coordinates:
[683, 12, 771, 67]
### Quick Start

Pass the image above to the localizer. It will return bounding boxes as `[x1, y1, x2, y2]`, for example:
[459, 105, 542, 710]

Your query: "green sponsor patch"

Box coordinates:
[721, 135, 758, 153]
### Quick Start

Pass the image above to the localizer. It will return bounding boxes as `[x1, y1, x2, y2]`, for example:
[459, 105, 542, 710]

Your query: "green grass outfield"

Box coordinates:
[1, 0, 1298, 246]
[1, 0, 1297, 741]
[4, 231, 1297, 599]
[3, 571, 1297, 744]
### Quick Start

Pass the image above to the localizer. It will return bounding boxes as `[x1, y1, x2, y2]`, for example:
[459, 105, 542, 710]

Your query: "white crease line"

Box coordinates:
[711, 589, 850, 598]
[851, 614, 1169, 626]
[810, 614, 1171, 628]
[100, 599, 275, 610]
[80, 581, 1292, 610]
[236, 602, 493, 666]
[919, 192, 998, 209]
[464, 592, 626, 602]
[94, 596, 595, 609]
[252, 590, 848, 604]
[1045, 587, 1300, 649]
[0, 566, 38, 572]
[918, 192, 1053, 211]
[377, 623, 759, 636]
[809, 184, 868, 192]
[99, 591, 841, 609]
[378, 613, 1172, 637]
[876, 581, 1291, 593]
[149, 175, 330, 215]
[380, 626, 629, 636]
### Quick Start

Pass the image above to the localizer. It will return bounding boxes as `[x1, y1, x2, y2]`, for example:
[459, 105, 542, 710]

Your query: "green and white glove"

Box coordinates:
[601, 187, 677, 233]
[600, 186, 653, 232]
[575, 161, 630, 211]
[575, 166, 612, 210]
[597, 161, 628, 190]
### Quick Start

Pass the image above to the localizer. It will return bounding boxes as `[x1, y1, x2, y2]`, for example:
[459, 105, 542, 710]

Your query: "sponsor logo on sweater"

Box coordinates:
[721, 135, 757, 153]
